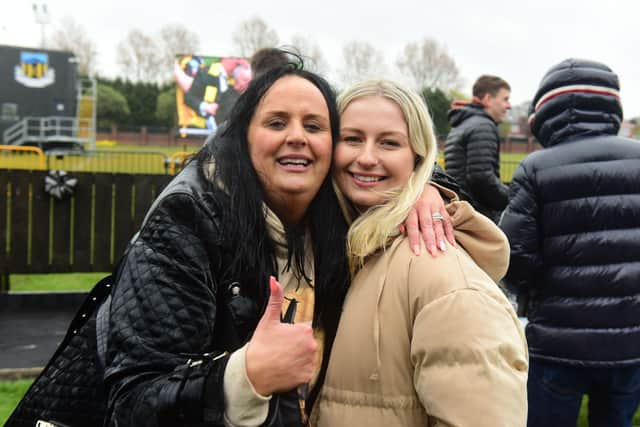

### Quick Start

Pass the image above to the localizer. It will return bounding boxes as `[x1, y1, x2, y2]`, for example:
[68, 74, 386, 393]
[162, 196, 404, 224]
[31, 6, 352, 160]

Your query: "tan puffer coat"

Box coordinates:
[312, 201, 528, 427]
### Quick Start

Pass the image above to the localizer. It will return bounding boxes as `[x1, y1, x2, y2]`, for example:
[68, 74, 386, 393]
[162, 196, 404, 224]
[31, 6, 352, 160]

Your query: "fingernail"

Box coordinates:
[429, 245, 437, 256]
[413, 244, 420, 256]
[439, 241, 447, 252]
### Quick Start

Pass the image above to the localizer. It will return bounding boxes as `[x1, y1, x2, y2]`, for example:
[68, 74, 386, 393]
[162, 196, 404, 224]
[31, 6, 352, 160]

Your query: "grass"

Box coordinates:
[0, 379, 32, 425]
[9, 272, 107, 292]
[578, 396, 640, 426]
[0, 377, 637, 426]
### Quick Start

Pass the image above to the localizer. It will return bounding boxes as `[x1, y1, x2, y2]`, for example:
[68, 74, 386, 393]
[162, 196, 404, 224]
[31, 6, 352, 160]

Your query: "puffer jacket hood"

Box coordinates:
[447, 102, 494, 127]
[444, 101, 508, 223]
[528, 58, 623, 147]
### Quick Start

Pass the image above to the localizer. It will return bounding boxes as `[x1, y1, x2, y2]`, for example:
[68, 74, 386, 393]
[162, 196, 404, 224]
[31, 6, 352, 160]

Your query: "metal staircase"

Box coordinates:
[2, 77, 97, 149]
[75, 77, 97, 149]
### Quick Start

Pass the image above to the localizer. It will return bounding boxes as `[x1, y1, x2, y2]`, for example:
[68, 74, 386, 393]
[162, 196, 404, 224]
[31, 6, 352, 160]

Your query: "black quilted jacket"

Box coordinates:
[444, 104, 509, 222]
[500, 59, 640, 367]
[104, 160, 261, 426]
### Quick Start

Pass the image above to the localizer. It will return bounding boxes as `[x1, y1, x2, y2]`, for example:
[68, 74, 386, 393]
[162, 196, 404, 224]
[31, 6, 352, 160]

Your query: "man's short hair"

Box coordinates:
[250, 48, 289, 79]
[472, 75, 510, 98]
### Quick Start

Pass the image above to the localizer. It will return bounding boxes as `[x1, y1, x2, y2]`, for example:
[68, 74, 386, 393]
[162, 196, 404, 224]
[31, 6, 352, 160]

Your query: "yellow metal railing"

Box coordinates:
[0, 145, 46, 170]
[167, 151, 193, 175]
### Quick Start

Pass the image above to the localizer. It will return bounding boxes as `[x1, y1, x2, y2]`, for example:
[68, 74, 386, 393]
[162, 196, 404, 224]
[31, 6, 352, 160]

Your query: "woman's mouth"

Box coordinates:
[277, 157, 312, 171]
[351, 173, 385, 185]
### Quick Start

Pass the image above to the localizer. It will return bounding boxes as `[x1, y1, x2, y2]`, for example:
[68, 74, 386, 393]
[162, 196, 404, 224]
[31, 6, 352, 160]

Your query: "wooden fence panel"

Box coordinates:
[92, 173, 113, 272]
[71, 173, 94, 271]
[2, 170, 172, 277]
[8, 170, 32, 272]
[51, 191, 73, 272]
[134, 175, 160, 228]
[0, 171, 8, 277]
[133, 175, 153, 228]
[30, 171, 51, 272]
[112, 174, 135, 264]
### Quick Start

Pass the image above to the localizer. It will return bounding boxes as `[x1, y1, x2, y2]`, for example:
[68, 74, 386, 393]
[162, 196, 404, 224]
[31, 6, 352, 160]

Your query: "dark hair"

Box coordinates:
[250, 47, 290, 79]
[197, 56, 348, 340]
[472, 75, 510, 98]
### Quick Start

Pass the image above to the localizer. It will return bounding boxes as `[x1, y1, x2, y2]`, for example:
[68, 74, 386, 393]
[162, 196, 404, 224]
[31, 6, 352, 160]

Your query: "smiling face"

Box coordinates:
[334, 95, 415, 210]
[482, 87, 511, 123]
[248, 75, 333, 223]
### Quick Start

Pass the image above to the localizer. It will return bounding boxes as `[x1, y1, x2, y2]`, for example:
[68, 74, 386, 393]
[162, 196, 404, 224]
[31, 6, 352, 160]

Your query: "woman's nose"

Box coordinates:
[285, 123, 307, 146]
[356, 143, 379, 167]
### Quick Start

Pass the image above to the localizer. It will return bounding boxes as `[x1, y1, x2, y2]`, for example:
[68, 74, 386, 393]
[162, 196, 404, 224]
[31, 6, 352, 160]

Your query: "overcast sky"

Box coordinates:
[3, 0, 640, 117]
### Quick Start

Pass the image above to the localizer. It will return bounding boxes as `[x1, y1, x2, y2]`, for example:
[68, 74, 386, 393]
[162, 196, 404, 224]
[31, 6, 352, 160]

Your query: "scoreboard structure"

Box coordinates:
[0, 44, 78, 144]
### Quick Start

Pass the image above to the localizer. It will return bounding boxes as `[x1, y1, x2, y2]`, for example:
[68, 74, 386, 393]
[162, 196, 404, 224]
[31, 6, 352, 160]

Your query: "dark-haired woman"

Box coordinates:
[103, 61, 457, 426]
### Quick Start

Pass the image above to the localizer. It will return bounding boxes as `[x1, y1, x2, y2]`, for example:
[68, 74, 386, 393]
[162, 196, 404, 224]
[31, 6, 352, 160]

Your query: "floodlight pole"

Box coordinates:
[32, 2, 50, 48]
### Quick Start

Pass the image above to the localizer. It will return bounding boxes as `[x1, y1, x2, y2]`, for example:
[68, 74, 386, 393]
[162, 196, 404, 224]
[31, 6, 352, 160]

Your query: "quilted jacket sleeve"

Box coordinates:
[465, 122, 510, 210]
[104, 192, 230, 427]
[500, 162, 541, 294]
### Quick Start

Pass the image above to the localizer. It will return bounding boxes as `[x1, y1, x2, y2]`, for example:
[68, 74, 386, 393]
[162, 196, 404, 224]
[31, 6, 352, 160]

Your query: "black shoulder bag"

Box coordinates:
[5, 270, 118, 427]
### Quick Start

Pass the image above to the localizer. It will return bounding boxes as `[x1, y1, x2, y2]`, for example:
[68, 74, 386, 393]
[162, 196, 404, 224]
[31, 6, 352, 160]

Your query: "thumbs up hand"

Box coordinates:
[261, 275, 287, 324]
[245, 276, 317, 396]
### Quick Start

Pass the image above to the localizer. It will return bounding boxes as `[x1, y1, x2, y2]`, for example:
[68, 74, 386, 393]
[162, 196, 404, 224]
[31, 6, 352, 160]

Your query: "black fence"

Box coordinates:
[0, 170, 172, 290]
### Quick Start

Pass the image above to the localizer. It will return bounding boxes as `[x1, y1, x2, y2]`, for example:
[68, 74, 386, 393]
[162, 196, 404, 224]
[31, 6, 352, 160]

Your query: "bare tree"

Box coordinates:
[289, 34, 330, 76]
[49, 16, 97, 75]
[396, 38, 462, 92]
[158, 23, 200, 82]
[116, 30, 162, 82]
[339, 40, 386, 86]
[232, 17, 279, 57]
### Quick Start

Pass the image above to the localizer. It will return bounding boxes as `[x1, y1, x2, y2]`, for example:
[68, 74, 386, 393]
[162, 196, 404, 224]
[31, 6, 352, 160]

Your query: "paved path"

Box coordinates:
[0, 294, 79, 371]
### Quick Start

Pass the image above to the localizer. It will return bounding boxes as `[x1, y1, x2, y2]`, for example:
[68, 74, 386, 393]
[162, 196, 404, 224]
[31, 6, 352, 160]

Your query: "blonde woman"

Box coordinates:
[312, 80, 528, 426]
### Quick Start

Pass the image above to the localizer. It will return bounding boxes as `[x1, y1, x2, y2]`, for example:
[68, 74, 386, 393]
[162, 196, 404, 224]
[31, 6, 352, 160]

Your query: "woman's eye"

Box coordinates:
[304, 123, 321, 132]
[267, 120, 285, 129]
[341, 135, 361, 144]
[380, 140, 400, 148]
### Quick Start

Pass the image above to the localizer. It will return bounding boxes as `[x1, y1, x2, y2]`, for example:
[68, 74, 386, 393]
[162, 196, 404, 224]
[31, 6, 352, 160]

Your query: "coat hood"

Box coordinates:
[528, 58, 623, 147]
[447, 102, 494, 127]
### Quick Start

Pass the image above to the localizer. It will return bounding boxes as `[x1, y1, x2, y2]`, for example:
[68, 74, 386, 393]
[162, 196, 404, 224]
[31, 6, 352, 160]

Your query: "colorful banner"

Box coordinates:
[174, 55, 251, 137]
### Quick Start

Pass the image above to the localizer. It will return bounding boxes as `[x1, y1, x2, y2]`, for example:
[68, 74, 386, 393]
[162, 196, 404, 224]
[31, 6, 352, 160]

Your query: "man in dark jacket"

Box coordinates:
[500, 58, 640, 427]
[444, 75, 511, 223]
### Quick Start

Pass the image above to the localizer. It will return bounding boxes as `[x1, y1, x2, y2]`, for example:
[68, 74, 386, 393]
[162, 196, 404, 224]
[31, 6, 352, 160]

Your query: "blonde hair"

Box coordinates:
[334, 79, 438, 274]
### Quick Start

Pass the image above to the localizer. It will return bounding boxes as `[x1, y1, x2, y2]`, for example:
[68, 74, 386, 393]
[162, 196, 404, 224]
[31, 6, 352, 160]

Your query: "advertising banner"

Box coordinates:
[174, 55, 251, 137]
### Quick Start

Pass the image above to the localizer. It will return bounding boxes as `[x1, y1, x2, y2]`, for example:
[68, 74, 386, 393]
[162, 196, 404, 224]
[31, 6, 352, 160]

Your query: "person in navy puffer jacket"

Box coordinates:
[500, 58, 640, 427]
